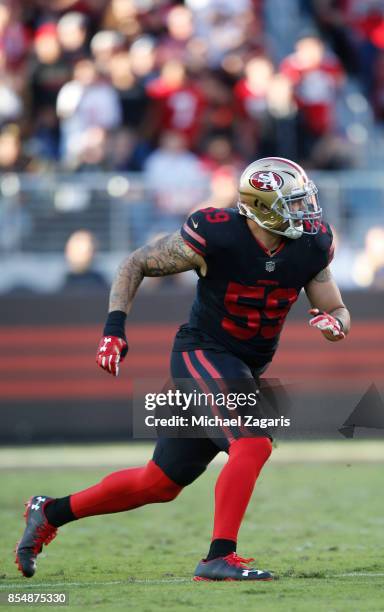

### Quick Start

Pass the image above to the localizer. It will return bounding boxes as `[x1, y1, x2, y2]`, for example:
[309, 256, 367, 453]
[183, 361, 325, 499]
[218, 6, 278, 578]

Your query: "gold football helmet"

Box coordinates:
[238, 157, 322, 239]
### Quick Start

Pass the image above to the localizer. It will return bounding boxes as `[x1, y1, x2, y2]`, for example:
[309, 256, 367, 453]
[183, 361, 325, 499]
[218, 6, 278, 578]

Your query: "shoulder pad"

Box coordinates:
[180, 207, 233, 256]
[314, 222, 334, 262]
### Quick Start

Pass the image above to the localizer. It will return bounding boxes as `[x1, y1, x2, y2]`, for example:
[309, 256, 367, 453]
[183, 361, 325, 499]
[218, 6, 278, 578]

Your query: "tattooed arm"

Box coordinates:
[95, 232, 206, 375]
[109, 231, 206, 314]
[305, 266, 351, 336]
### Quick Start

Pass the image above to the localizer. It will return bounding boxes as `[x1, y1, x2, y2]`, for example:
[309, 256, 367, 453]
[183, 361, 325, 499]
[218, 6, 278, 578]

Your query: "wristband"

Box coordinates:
[103, 310, 127, 338]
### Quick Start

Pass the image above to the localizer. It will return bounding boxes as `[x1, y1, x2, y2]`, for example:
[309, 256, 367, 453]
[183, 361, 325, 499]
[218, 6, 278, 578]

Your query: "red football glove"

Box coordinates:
[96, 336, 128, 376]
[308, 308, 345, 341]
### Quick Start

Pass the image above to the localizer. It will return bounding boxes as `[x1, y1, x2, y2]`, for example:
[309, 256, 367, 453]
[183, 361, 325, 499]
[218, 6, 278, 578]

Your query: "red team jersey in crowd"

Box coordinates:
[234, 79, 268, 120]
[280, 54, 344, 134]
[146, 78, 205, 146]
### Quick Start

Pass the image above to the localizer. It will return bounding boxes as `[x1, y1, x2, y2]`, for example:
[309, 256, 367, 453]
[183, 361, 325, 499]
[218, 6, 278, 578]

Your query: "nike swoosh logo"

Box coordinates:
[191, 218, 199, 229]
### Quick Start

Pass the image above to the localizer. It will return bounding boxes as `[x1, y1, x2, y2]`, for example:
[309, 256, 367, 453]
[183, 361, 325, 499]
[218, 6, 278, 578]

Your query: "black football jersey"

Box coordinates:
[173, 207, 334, 368]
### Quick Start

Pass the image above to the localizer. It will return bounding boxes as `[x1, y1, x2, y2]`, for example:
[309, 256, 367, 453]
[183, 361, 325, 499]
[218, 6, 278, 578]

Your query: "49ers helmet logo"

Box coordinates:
[249, 171, 284, 192]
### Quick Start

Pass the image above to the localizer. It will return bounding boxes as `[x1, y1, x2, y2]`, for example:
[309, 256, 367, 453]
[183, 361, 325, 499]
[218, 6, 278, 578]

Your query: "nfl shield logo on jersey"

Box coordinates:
[265, 261, 275, 272]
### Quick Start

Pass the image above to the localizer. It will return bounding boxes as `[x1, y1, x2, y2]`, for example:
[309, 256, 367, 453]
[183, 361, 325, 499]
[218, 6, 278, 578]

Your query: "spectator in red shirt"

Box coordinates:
[234, 55, 274, 120]
[234, 55, 275, 158]
[280, 33, 345, 158]
[146, 58, 205, 149]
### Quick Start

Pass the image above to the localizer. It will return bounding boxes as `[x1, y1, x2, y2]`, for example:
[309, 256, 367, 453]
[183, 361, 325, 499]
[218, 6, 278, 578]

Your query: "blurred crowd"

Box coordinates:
[2, 0, 384, 177]
[1, 0, 384, 290]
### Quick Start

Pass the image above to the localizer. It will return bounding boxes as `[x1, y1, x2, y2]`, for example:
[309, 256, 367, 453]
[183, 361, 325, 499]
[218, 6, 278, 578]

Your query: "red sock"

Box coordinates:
[212, 437, 272, 542]
[70, 460, 182, 518]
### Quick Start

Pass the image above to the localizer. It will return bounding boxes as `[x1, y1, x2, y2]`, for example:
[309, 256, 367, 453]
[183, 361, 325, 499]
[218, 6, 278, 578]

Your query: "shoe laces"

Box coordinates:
[224, 552, 255, 568]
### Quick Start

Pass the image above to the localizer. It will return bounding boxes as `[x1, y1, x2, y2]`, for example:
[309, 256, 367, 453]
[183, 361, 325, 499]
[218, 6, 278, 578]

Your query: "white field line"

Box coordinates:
[1, 441, 384, 470]
[0, 572, 384, 591]
[0, 579, 190, 588]
[1, 573, 384, 588]
[336, 572, 384, 577]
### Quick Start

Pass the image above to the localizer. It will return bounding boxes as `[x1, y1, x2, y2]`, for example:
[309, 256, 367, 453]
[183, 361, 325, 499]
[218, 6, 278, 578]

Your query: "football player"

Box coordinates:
[16, 157, 350, 581]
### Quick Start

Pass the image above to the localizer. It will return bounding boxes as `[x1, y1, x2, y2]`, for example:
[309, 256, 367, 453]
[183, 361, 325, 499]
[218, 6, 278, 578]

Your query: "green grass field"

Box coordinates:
[1, 442, 384, 612]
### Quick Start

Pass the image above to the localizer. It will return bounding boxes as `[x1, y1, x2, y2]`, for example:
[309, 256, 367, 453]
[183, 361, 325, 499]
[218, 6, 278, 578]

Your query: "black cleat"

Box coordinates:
[193, 552, 273, 581]
[15, 496, 57, 578]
